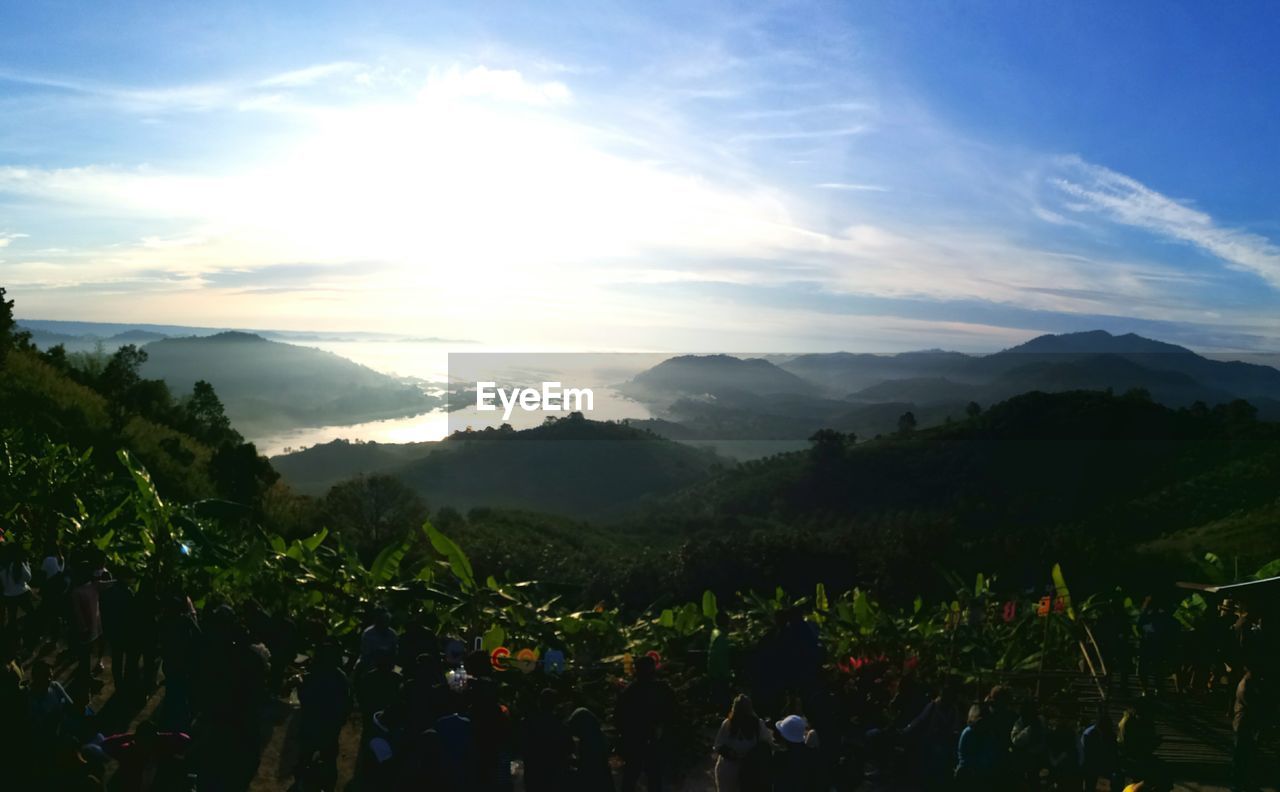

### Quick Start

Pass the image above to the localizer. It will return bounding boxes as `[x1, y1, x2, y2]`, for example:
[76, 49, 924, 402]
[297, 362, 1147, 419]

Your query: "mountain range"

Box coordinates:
[618, 331, 1280, 448]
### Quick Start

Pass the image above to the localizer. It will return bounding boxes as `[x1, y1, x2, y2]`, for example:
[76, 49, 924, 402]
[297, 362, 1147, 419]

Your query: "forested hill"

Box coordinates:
[275, 414, 727, 519]
[140, 332, 438, 436]
[0, 290, 277, 505]
[640, 390, 1280, 600]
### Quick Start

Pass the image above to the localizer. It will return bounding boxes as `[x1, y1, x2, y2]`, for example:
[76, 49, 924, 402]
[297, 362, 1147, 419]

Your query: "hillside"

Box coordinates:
[140, 332, 439, 436]
[621, 353, 815, 404]
[270, 439, 436, 495]
[0, 324, 276, 505]
[641, 389, 1280, 599]
[275, 414, 727, 519]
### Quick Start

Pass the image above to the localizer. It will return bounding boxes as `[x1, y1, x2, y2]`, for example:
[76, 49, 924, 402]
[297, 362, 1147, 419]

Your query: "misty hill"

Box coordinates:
[622, 354, 814, 405]
[140, 332, 439, 436]
[782, 350, 972, 394]
[779, 331, 1280, 412]
[274, 414, 725, 519]
[979, 331, 1280, 401]
[848, 377, 977, 405]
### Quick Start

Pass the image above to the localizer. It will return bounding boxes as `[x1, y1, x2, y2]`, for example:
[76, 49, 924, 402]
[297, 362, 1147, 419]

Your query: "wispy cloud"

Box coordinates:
[732, 125, 866, 142]
[257, 61, 366, 88]
[0, 232, 28, 248]
[815, 182, 889, 192]
[1049, 156, 1280, 287]
[0, 60, 373, 114]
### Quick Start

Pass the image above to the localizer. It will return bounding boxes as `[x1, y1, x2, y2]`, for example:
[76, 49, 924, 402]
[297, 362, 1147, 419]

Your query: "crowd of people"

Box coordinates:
[0, 540, 1273, 791]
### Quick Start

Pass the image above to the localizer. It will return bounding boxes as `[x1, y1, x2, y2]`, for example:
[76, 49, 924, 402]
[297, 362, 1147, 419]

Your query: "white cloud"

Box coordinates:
[1050, 156, 1280, 287]
[814, 182, 889, 192]
[0, 232, 28, 248]
[419, 66, 571, 106]
[257, 61, 366, 88]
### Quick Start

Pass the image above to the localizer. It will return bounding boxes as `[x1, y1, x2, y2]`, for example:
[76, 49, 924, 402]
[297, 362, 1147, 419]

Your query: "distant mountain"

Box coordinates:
[17, 319, 475, 347]
[617, 332, 1280, 448]
[140, 332, 440, 436]
[109, 329, 169, 343]
[783, 331, 1280, 411]
[273, 414, 725, 518]
[622, 354, 815, 405]
[781, 350, 973, 394]
[849, 377, 977, 405]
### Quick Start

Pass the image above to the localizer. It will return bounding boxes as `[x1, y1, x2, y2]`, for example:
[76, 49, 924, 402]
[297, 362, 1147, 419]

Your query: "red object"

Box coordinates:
[1002, 601, 1017, 622]
[490, 647, 510, 671]
[645, 650, 662, 669]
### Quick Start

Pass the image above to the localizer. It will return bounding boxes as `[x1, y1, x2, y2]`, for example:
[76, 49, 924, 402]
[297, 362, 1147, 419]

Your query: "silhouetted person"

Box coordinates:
[156, 595, 199, 731]
[773, 714, 820, 791]
[955, 703, 995, 791]
[0, 545, 35, 644]
[356, 649, 401, 734]
[523, 687, 572, 792]
[1078, 706, 1121, 792]
[296, 641, 350, 789]
[616, 654, 673, 791]
[1232, 660, 1265, 792]
[1118, 698, 1161, 786]
[466, 675, 511, 790]
[981, 685, 1015, 789]
[26, 660, 72, 741]
[358, 608, 397, 671]
[901, 682, 962, 790]
[99, 567, 140, 693]
[567, 707, 612, 792]
[1010, 698, 1048, 788]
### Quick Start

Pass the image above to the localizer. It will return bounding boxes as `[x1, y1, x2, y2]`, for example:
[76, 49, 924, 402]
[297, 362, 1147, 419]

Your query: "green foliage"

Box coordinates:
[424, 519, 476, 591]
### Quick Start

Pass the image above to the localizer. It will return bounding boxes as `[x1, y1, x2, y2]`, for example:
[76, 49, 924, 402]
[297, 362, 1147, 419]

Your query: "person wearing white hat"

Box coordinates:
[772, 714, 820, 790]
[776, 715, 809, 745]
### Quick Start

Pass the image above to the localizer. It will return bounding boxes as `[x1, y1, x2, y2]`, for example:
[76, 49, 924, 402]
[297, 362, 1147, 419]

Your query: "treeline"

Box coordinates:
[0, 287, 276, 507]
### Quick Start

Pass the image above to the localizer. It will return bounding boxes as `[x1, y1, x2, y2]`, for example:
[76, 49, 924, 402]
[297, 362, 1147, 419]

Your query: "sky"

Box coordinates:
[1, 0, 1279, 352]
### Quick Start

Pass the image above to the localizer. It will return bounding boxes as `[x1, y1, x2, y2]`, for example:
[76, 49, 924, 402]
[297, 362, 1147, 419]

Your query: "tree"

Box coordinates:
[210, 441, 280, 506]
[185, 380, 239, 445]
[0, 286, 31, 363]
[808, 428, 853, 466]
[101, 344, 148, 396]
[897, 411, 917, 434]
[322, 475, 429, 558]
[966, 401, 982, 420]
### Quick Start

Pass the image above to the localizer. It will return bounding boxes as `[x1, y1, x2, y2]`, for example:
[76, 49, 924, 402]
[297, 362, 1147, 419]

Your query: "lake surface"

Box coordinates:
[251, 340, 658, 455]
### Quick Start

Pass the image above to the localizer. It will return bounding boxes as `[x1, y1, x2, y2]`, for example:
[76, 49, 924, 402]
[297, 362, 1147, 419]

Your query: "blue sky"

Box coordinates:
[1, 0, 1278, 351]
